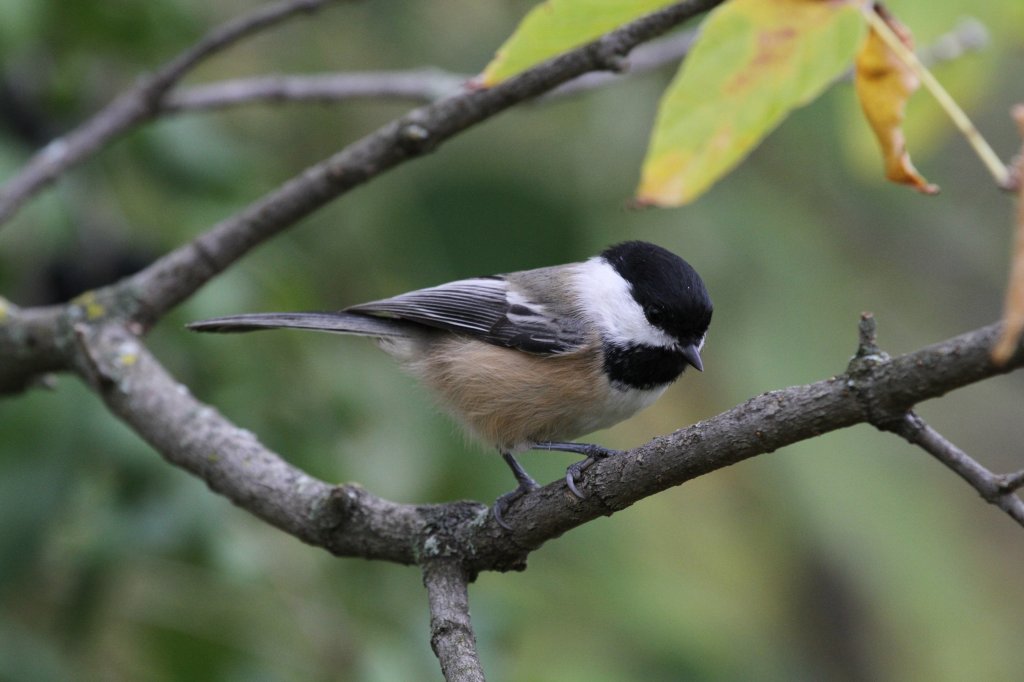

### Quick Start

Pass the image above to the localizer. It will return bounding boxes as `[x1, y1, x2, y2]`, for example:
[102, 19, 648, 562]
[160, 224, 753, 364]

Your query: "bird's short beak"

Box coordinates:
[680, 343, 703, 372]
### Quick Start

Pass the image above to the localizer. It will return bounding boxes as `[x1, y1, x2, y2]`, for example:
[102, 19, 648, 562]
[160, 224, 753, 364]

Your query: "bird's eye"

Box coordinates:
[645, 305, 665, 324]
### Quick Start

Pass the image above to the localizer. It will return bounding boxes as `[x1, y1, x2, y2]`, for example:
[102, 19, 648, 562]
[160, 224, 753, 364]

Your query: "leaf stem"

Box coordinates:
[861, 4, 1011, 189]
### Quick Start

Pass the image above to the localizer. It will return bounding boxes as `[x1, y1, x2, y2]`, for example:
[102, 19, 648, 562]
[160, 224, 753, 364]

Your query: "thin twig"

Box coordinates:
[0, 0, 346, 227]
[160, 28, 702, 114]
[991, 105, 1024, 363]
[0, 11, 988, 226]
[884, 412, 1024, 527]
[87, 16, 993, 117]
[164, 70, 471, 112]
[423, 560, 486, 682]
[149, 0, 337, 91]
[162, 18, 985, 114]
[915, 17, 989, 68]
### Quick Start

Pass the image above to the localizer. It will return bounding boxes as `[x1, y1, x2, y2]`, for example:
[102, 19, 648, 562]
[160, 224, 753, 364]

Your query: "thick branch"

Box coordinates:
[455, 320, 1024, 571]
[423, 560, 486, 682]
[0, 299, 67, 395]
[0, 0, 345, 227]
[70, 321, 426, 563]
[46, 310, 1024, 576]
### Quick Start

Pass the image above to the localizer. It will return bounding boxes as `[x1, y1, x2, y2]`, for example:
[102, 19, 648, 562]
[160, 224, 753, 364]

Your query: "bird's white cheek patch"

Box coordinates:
[573, 258, 676, 348]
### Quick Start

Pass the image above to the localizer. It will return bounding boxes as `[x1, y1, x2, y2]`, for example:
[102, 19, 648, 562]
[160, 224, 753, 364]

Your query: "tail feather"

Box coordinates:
[187, 311, 417, 338]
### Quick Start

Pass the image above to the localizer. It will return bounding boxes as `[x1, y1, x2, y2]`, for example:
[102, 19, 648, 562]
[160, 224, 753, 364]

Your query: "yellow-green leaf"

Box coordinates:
[480, 0, 679, 86]
[637, 0, 865, 207]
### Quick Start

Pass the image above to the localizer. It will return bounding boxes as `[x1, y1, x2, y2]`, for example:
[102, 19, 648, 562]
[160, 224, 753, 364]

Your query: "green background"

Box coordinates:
[2, 1, 1023, 680]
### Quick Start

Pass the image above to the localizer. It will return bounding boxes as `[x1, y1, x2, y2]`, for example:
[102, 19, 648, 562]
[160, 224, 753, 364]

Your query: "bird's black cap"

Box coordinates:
[601, 241, 712, 343]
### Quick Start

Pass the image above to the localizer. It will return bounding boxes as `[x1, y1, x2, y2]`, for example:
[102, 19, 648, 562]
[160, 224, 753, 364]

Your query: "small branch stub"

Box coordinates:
[998, 469, 1024, 494]
[856, 312, 880, 357]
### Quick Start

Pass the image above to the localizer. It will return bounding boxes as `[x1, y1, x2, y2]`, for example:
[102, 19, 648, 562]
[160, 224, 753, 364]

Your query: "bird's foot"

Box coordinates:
[532, 442, 623, 499]
[564, 445, 622, 498]
[492, 478, 539, 530]
[494, 452, 541, 530]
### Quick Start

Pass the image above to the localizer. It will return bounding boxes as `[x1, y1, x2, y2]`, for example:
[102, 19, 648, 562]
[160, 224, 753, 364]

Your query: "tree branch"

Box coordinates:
[70, 321, 428, 563]
[160, 28, 702, 114]
[0, 0, 346, 227]
[118, 0, 726, 328]
[163, 70, 471, 112]
[883, 412, 1024, 526]
[543, 25, 699, 99]
[460, 319, 1024, 568]
[30, 308, 1020, 578]
[0, 298, 67, 395]
[0, 4, 982, 234]
[1, 0, 1019, 575]
[132, 16, 993, 115]
[916, 18, 989, 69]
[2, 5, 1015, 678]
[423, 559, 486, 682]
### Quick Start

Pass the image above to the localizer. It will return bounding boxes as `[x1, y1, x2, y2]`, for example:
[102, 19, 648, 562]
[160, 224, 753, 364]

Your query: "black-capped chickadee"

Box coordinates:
[189, 241, 712, 527]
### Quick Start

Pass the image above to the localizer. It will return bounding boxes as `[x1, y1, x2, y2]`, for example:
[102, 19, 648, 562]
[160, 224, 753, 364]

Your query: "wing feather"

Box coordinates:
[346, 276, 586, 354]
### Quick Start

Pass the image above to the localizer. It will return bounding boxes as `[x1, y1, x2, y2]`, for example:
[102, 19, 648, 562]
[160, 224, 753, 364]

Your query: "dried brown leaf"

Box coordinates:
[855, 4, 938, 194]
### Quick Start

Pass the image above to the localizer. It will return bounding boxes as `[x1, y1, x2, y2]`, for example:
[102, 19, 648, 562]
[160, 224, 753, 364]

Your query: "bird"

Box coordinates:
[189, 241, 712, 528]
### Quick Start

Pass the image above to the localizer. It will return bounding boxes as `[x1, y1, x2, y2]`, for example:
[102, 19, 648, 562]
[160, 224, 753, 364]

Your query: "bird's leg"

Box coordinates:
[532, 442, 624, 499]
[492, 451, 540, 530]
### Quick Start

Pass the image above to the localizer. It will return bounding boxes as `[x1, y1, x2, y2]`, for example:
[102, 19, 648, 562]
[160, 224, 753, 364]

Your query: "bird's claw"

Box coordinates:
[492, 480, 539, 530]
[564, 446, 622, 499]
[565, 458, 593, 498]
[493, 444, 624, 526]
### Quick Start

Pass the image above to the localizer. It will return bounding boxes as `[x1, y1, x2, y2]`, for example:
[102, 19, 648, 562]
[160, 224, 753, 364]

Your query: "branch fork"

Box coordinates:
[846, 318, 1024, 527]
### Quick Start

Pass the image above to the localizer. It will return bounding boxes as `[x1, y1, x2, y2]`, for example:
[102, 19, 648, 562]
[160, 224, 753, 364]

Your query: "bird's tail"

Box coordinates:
[187, 311, 417, 338]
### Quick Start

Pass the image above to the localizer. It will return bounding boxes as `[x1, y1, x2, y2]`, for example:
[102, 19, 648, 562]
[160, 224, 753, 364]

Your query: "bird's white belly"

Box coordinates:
[576, 383, 669, 435]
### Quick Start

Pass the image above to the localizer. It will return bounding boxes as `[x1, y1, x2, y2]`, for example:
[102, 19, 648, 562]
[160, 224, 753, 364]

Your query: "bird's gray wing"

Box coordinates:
[346, 276, 587, 354]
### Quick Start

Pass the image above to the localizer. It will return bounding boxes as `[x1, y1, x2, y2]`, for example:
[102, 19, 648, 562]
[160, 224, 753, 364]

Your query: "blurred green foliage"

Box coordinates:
[2, 1, 1023, 680]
